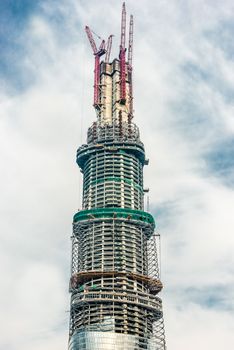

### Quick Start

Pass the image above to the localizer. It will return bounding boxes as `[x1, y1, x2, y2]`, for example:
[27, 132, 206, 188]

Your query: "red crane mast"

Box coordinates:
[85, 26, 106, 108]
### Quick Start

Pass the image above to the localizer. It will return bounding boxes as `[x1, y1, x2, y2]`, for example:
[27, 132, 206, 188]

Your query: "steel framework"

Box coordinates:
[68, 3, 166, 349]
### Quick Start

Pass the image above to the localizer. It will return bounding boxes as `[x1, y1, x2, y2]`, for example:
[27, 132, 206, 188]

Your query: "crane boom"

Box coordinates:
[128, 15, 133, 68]
[120, 2, 126, 49]
[85, 26, 98, 54]
[98, 39, 106, 53]
[105, 35, 113, 63]
[119, 3, 127, 104]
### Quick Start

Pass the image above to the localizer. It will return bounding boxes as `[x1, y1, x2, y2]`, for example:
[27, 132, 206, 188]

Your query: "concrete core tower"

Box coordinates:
[68, 3, 166, 349]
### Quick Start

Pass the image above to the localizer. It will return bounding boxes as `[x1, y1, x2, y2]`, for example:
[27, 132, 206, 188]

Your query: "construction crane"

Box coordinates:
[128, 15, 133, 69]
[85, 26, 106, 108]
[105, 35, 114, 63]
[119, 2, 126, 104]
[85, 3, 133, 110]
[128, 14, 134, 116]
[120, 2, 126, 50]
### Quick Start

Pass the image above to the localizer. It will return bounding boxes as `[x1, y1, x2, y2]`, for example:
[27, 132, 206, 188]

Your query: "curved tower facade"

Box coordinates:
[68, 3, 166, 349]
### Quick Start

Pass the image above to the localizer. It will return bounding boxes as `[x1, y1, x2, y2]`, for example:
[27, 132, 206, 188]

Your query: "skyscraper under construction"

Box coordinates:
[68, 3, 166, 349]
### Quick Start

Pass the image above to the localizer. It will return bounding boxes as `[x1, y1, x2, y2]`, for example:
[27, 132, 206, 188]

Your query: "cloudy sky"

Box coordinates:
[1, 0, 234, 349]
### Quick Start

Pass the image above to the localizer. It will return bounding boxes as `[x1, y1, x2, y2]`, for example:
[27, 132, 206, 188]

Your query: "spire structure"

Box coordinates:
[68, 3, 166, 349]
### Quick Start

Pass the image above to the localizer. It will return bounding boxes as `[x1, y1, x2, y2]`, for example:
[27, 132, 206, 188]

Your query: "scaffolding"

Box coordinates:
[69, 213, 166, 348]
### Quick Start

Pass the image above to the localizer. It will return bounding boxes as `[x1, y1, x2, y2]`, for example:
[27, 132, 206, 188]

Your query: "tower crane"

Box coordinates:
[128, 15, 133, 70]
[128, 14, 134, 116]
[105, 35, 114, 63]
[119, 2, 126, 104]
[85, 26, 106, 108]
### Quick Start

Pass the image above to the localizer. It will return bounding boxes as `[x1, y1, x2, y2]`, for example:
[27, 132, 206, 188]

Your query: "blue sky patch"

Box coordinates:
[182, 62, 211, 82]
[204, 20, 234, 61]
[0, 0, 41, 92]
[184, 285, 233, 311]
[204, 137, 234, 187]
